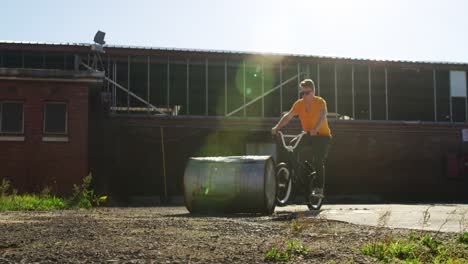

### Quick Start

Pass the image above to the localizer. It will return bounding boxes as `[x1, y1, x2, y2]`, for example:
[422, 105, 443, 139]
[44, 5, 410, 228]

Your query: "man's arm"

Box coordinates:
[309, 108, 326, 135]
[271, 111, 295, 135]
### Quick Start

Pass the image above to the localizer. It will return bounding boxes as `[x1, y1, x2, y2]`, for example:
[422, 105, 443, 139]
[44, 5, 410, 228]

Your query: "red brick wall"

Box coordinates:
[0, 80, 89, 195]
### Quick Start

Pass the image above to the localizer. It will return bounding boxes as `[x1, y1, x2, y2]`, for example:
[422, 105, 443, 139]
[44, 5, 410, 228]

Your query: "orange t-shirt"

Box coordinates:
[291, 96, 331, 136]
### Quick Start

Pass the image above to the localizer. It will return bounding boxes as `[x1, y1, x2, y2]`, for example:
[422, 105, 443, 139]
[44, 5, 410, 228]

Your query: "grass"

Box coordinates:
[0, 194, 65, 211]
[0, 175, 106, 211]
[362, 208, 468, 263]
[361, 233, 468, 263]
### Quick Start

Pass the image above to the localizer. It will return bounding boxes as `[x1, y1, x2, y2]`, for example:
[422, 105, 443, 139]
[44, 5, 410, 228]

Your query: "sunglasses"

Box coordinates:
[299, 91, 312, 97]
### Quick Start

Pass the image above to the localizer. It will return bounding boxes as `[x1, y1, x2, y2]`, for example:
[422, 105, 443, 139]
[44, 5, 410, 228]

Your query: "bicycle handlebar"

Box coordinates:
[277, 131, 307, 153]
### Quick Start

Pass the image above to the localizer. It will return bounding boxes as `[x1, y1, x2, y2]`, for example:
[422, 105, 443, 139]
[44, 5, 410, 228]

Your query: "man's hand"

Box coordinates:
[271, 127, 278, 135]
[309, 128, 318, 136]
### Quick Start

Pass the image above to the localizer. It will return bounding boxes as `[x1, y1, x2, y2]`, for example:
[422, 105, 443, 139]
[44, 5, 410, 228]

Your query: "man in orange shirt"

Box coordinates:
[271, 79, 332, 197]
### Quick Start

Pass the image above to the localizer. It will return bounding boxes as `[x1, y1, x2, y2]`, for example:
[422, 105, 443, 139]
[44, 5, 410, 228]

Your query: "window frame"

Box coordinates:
[0, 101, 25, 135]
[43, 101, 68, 136]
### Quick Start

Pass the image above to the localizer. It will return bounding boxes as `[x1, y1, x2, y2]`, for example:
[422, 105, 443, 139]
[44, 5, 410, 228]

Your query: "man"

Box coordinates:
[271, 78, 332, 197]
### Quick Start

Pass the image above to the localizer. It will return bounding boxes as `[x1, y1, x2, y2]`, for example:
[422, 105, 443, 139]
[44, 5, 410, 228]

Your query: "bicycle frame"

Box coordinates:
[275, 131, 323, 210]
[277, 131, 312, 186]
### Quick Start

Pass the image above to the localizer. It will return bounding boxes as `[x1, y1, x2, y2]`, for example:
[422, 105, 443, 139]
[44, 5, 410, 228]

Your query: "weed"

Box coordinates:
[0, 178, 11, 197]
[289, 218, 303, 233]
[456, 232, 468, 244]
[40, 186, 51, 198]
[420, 206, 431, 235]
[265, 239, 309, 262]
[67, 173, 107, 208]
[362, 233, 468, 263]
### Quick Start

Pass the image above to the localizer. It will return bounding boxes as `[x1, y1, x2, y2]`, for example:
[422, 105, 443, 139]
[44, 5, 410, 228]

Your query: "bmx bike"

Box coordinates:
[275, 131, 324, 210]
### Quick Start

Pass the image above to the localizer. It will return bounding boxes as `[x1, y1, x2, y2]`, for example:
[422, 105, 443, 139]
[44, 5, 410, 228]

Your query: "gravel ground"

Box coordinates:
[0, 206, 457, 263]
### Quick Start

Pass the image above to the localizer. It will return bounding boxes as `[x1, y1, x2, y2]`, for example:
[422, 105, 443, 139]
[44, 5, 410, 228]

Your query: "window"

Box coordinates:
[0, 102, 24, 134]
[43, 102, 67, 135]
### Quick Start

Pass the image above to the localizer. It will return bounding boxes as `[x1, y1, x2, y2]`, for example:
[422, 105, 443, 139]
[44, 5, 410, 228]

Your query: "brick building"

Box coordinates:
[0, 68, 103, 194]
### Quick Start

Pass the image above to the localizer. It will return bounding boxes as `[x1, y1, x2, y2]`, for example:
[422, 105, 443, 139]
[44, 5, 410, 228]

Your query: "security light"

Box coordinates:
[94, 30, 106, 45]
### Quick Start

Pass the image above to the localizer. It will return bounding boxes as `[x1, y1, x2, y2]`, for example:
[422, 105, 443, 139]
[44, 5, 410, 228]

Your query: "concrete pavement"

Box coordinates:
[276, 204, 468, 233]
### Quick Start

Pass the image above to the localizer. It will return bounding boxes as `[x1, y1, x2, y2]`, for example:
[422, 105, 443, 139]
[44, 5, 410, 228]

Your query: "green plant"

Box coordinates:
[456, 232, 468, 244]
[290, 218, 303, 233]
[0, 194, 65, 211]
[265, 246, 289, 262]
[419, 234, 441, 253]
[420, 206, 431, 235]
[67, 174, 107, 209]
[0, 178, 11, 197]
[40, 186, 51, 198]
[265, 239, 309, 262]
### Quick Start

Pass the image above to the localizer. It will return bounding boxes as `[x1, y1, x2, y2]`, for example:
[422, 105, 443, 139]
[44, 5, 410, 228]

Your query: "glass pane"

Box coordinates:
[1, 102, 23, 133]
[44, 103, 67, 134]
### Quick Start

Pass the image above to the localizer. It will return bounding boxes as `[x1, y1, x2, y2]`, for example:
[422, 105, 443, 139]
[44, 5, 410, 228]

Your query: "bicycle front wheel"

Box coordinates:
[275, 163, 292, 206]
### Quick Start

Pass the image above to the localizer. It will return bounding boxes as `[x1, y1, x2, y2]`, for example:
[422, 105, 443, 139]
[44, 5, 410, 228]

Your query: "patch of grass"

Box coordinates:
[0, 194, 65, 211]
[265, 239, 310, 262]
[362, 233, 468, 263]
[0, 175, 107, 211]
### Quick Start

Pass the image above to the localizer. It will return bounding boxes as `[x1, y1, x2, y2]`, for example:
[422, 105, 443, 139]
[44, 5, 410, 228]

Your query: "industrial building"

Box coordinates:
[1, 40, 467, 201]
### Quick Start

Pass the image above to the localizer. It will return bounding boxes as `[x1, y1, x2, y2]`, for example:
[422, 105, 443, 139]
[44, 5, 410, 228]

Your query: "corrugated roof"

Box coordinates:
[1, 40, 467, 66]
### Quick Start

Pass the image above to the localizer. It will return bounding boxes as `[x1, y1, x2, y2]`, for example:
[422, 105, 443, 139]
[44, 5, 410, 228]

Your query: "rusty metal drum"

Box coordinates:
[184, 155, 276, 214]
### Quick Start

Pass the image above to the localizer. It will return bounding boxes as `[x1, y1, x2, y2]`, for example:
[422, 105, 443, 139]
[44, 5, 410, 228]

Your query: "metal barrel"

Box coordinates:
[184, 155, 276, 215]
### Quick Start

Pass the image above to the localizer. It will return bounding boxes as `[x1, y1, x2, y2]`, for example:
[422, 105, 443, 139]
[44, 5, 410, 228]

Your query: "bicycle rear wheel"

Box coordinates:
[307, 191, 324, 210]
[305, 167, 324, 210]
[275, 163, 292, 206]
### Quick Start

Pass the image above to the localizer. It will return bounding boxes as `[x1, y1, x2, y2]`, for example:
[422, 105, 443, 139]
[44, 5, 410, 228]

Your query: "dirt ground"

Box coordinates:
[0, 206, 457, 263]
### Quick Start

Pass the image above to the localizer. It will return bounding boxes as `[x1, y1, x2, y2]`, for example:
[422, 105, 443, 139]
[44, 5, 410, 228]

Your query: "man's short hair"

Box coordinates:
[300, 79, 315, 91]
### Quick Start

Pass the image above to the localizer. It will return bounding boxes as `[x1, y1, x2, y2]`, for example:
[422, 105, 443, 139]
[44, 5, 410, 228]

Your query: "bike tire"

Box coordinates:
[275, 163, 292, 206]
[307, 194, 323, 210]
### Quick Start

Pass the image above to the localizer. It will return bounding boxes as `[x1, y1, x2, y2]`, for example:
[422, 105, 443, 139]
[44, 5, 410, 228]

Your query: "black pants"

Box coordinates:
[298, 135, 332, 191]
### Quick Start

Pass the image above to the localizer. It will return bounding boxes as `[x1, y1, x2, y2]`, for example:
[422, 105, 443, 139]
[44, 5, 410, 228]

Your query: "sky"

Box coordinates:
[2, 0, 468, 63]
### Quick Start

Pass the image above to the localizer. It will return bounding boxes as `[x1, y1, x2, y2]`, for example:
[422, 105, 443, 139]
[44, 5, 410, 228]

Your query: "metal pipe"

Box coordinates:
[167, 57, 170, 109]
[107, 55, 110, 93]
[206, 58, 209, 116]
[187, 58, 190, 115]
[127, 55, 130, 112]
[113, 62, 117, 110]
[262, 62, 265, 117]
[317, 63, 320, 96]
[368, 65, 372, 120]
[243, 60, 246, 117]
[352, 65, 355, 119]
[450, 73, 453, 122]
[147, 56, 151, 112]
[334, 63, 338, 114]
[81, 62, 166, 115]
[297, 63, 301, 99]
[385, 67, 388, 120]
[433, 69, 437, 122]
[225, 59, 228, 116]
[280, 62, 283, 113]
[227, 73, 300, 117]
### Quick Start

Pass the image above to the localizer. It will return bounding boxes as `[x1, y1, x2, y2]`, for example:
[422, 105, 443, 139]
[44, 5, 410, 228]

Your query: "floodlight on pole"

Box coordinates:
[91, 30, 106, 54]
[94, 30, 106, 45]
[90, 30, 106, 71]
